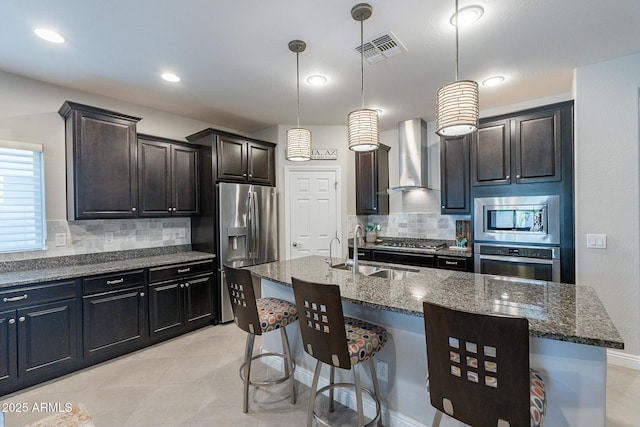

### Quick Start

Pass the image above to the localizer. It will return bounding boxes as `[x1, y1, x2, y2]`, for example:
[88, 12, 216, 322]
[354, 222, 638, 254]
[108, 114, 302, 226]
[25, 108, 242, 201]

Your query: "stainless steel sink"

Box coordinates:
[331, 262, 419, 280]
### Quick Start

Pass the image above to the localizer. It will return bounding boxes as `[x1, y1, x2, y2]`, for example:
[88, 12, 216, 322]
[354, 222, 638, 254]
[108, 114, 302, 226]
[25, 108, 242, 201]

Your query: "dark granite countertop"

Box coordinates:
[349, 238, 473, 258]
[0, 248, 215, 289]
[246, 255, 624, 350]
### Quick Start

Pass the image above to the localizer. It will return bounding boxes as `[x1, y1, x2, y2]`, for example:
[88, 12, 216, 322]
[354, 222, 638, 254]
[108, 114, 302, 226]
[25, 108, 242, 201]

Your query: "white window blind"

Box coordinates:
[0, 140, 46, 252]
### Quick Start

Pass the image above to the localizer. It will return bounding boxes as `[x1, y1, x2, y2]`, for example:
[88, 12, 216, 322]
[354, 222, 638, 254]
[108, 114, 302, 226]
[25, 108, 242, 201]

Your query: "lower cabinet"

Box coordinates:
[0, 280, 79, 394]
[148, 261, 214, 339]
[82, 270, 147, 359]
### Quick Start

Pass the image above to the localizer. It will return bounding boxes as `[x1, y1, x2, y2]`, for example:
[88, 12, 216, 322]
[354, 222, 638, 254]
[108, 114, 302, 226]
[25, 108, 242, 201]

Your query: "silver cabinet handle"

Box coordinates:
[132, 207, 137, 212]
[140, 292, 145, 297]
[172, 207, 177, 212]
[180, 284, 185, 288]
[185, 283, 190, 288]
[3, 294, 28, 303]
[445, 261, 458, 265]
[506, 175, 510, 179]
[442, 205, 445, 209]
[242, 173, 247, 177]
[18, 316, 25, 322]
[8, 318, 15, 324]
[168, 208, 173, 212]
[177, 268, 191, 273]
[249, 174, 253, 178]
[107, 278, 124, 285]
[516, 174, 521, 178]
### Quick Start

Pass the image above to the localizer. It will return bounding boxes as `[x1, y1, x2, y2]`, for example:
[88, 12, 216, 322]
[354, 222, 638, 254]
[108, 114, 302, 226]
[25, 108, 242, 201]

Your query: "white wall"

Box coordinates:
[574, 53, 640, 362]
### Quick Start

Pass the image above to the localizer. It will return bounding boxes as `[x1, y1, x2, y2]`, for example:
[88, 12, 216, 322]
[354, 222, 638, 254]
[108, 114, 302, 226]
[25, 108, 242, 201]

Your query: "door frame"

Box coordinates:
[284, 165, 342, 260]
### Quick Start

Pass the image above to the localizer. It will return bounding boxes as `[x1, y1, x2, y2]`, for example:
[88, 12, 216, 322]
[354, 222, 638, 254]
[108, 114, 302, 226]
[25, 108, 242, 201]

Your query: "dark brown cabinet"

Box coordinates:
[217, 135, 275, 185]
[148, 261, 214, 339]
[356, 144, 390, 215]
[0, 281, 79, 393]
[59, 101, 141, 219]
[82, 270, 147, 359]
[471, 107, 562, 186]
[436, 255, 471, 272]
[440, 136, 470, 214]
[138, 135, 200, 217]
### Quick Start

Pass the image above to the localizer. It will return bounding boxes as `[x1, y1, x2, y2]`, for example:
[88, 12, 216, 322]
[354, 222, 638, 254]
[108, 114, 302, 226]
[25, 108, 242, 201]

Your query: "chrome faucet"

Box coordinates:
[326, 236, 341, 267]
[352, 224, 364, 274]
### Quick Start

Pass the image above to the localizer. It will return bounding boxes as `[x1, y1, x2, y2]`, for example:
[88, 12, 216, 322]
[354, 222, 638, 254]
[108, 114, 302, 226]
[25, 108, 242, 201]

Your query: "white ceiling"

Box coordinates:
[2, 1, 640, 133]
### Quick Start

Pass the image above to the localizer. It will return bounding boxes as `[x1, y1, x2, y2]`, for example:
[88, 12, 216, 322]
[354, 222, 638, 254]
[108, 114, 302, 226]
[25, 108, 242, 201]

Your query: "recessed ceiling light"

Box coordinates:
[34, 28, 65, 44]
[306, 75, 327, 86]
[450, 5, 484, 27]
[482, 75, 505, 87]
[161, 73, 181, 83]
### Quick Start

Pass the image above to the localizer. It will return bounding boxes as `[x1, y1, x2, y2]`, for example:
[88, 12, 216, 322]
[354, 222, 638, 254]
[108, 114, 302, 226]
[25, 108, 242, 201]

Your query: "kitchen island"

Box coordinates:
[246, 255, 623, 427]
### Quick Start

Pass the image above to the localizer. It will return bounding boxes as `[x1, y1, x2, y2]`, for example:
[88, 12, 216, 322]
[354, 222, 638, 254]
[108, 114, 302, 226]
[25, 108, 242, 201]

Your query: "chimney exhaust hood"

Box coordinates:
[390, 118, 431, 191]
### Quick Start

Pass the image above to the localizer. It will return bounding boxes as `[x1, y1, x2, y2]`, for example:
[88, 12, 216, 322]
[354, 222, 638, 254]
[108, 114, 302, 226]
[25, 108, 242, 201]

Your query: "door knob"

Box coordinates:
[292, 242, 298, 247]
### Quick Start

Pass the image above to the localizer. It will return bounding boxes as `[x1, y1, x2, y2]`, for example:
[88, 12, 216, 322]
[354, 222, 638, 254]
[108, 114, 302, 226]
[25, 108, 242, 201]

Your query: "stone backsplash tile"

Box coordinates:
[348, 213, 470, 240]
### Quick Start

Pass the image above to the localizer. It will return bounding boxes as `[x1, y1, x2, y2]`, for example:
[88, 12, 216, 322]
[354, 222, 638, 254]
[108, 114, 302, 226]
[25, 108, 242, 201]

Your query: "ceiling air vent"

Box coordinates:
[354, 31, 406, 64]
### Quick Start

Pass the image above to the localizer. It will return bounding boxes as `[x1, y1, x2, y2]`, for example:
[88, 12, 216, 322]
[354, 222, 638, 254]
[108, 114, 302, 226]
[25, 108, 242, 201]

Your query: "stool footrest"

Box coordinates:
[312, 382, 381, 427]
[239, 352, 296, 386]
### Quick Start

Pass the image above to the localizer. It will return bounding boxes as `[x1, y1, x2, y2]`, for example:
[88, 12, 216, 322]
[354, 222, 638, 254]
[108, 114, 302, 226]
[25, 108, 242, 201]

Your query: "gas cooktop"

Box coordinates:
[375, 239, 448, 251]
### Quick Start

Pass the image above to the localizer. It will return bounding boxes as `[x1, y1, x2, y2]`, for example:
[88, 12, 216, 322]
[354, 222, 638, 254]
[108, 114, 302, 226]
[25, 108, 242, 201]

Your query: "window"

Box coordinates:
[0, 140, 46, 252]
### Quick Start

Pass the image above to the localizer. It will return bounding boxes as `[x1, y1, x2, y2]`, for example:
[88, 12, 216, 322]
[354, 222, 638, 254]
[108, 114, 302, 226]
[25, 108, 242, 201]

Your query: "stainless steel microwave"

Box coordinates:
[474, 195, 560, 245]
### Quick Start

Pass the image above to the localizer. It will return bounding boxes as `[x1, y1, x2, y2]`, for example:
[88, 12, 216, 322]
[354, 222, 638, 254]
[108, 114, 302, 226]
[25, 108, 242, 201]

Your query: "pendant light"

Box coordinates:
[348, 3, 379, 152]
[435, 0, 479, 137]
[286, 40, 312, 162]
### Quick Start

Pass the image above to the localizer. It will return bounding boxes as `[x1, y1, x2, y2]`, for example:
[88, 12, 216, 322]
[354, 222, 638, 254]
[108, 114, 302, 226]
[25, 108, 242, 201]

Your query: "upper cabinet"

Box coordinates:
[471, 106, 563, 186]
[440, 136, 470, 214]
[217, 135, 275, 185]
[59, 101, 141, 220]
[138, 135, 200, 217]
[356, 144, 390, 215]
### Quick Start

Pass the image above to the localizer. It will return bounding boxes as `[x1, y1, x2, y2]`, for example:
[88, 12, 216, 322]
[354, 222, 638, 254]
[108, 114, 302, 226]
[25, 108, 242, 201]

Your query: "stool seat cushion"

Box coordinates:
[256, 297, 298, 333]
[344, 316, 388, 366]
[530, 368, 546, 427]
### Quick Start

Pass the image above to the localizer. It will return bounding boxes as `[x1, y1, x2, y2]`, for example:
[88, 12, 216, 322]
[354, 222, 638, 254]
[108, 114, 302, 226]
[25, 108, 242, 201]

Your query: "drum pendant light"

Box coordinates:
[286, 40, 312, 162]
[348, 3, 379, 152]
[435, 0, 479, 137]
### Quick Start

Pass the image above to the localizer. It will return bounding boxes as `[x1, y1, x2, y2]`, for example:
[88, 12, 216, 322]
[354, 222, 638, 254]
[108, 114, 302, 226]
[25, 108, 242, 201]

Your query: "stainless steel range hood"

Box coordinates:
[390, 118, 431, 191]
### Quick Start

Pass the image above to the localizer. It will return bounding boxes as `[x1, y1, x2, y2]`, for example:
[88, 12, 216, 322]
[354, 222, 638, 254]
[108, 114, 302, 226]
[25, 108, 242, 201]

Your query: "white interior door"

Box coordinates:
[285, 167, 341, 260]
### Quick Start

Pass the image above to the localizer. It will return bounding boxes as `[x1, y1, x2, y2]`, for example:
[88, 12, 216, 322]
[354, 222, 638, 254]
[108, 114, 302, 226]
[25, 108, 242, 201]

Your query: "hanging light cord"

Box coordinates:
[454, 0, 459, 81]
[296, 51, 301, 128]
[360, 17, 365, 109]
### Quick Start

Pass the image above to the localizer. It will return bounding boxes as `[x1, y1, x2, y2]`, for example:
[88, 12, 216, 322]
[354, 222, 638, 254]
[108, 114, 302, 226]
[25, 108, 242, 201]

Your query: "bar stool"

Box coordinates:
[423, 301, 546, 427]
[224, 265, 298, 413]
[291, 276, 387, 427]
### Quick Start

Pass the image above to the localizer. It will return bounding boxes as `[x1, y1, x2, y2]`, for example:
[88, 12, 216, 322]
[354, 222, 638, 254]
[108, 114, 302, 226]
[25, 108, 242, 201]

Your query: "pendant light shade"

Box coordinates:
[286, 40, 311, 162]
[435, 0, 479, 137]
[348, 3, 379, 152]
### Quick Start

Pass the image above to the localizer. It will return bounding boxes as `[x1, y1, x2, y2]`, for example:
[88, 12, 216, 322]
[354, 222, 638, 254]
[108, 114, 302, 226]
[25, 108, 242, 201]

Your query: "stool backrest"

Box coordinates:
[224, 265, 261, 335]
[423, 301, 530, 427]
[291, 277, 351, 369]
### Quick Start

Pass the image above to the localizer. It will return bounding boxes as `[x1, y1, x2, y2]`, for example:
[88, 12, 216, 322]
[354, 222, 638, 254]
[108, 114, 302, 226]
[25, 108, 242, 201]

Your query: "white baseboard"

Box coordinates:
[607, 349, 640, 370]
[260, 352, 428, 427]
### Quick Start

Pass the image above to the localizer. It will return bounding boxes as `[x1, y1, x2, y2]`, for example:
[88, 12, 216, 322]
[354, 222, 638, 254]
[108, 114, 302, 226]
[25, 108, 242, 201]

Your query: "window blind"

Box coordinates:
[0, 140, 46, 252]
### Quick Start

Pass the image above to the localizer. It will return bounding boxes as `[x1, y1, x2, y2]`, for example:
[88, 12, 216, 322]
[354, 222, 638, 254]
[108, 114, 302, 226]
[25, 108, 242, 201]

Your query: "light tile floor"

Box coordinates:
[1, 323, 638, 426]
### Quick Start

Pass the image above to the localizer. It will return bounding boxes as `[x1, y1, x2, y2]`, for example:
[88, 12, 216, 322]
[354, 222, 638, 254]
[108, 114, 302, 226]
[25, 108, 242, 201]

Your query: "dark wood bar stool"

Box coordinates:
[224, 265, 298, 413]
[291, 276, 387, 427]
[423, 301, 546, 427]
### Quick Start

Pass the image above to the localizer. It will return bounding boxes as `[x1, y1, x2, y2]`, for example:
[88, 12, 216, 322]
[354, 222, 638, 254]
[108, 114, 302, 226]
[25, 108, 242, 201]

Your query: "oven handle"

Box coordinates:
[476, 254, 556, 265]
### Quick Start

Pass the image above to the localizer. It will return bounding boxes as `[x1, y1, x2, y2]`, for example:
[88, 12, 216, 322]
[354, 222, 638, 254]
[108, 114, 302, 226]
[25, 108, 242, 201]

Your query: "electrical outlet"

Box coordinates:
[178, 228, 186, 238]
[104, 232, 114, 243]
[376, 359, 388, 382]
[55, 233, 66, 247]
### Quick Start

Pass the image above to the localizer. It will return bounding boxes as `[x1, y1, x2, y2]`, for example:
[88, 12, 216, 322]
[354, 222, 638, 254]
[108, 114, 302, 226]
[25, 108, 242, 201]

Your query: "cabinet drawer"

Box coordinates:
[373, 250, 435, 267]
[0, 281, 76, 309]
[82, 270, 145, 295]
[148, 260, 213, 283]
[348, 248, 373, 261]
[437, 256, 470, 271]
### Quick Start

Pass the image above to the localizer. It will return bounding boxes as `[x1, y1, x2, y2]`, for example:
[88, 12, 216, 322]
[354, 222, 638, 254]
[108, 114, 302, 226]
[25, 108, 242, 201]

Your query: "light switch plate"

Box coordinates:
[587, 234, 607, 249]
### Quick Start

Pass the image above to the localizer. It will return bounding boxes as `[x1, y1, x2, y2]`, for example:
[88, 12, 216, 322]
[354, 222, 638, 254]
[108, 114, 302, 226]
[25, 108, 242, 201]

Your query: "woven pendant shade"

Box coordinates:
[286, 127, 312, 161]
[435, 79, 479, 136]
[348, 108, 379, 152]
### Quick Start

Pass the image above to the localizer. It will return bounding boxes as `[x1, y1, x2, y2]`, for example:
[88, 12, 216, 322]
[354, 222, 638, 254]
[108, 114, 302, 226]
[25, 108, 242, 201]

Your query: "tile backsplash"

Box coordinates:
[0, 218, 191, 262]
[347, 213, 470, 240]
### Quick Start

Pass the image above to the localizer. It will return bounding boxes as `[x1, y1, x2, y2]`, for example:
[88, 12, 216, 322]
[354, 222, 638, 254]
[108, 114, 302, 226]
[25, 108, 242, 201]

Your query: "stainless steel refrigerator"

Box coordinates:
[217, 182, 278, 322]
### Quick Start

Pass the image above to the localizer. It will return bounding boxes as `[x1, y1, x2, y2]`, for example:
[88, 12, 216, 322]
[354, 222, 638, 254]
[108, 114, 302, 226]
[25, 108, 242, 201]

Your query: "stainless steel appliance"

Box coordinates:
[218, 182, 278, 322]
[474, 195, 559, 245]
[474, 243, 560, 282]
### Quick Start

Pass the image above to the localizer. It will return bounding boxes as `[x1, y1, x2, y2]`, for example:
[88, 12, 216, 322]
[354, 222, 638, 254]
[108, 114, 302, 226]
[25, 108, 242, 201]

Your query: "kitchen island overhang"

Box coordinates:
[246, 256, 623, 427]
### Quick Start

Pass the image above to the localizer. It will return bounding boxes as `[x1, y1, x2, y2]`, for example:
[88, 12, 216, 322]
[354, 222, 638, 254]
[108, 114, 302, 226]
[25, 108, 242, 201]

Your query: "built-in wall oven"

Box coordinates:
[474, 195, 561, 282]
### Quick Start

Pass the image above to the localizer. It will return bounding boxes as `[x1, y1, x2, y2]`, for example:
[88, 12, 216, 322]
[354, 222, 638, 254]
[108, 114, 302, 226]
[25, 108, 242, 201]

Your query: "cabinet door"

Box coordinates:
[440, 136, 470, 214]
[184, 275, 214, 326]
[356, 145, 389, 215]
[73, 111, 139, 219]
[17, 299, 78, 377]
[514, 109, 562, 184]
[0, 309, 17, 385]
[247, 142, 275, 185]
[149, 281, 184, 336]
[171, 145, 200, 215]
[471, 119, 511, 186]
[138, 139, 172, 217]
[217, 136, 247, 182]
[83, 287, 147, 357]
